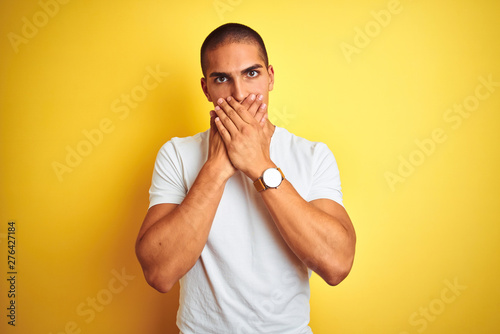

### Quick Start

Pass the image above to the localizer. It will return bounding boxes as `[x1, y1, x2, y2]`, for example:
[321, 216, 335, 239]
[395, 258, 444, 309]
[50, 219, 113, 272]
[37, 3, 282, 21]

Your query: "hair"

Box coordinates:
[200, 23, 269, 77]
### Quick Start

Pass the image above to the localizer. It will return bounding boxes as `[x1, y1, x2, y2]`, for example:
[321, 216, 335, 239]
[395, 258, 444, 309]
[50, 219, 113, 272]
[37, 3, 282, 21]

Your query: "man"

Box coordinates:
[135, 23, 356, 334]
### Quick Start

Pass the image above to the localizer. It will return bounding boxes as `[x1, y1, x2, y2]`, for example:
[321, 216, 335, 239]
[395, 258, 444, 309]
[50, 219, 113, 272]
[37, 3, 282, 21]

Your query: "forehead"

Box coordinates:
[205, 42, 265, 73]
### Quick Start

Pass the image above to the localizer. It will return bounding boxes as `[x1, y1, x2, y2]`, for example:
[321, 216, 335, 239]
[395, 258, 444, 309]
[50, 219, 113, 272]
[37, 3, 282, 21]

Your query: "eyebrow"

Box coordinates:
[209, 64, 264, 78]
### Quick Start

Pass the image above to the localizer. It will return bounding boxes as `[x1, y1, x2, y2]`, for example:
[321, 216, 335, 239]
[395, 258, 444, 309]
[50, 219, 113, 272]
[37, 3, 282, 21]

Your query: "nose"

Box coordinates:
[231, 78, 246, 103]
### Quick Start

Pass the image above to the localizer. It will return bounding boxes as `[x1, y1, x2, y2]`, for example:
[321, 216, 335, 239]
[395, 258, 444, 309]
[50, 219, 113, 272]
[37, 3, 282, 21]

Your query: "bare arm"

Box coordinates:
[135, 96, 267, 293]
[214, 97, 356, 285]
[259, 181, 355, 285]
[135, 145, 230, 293]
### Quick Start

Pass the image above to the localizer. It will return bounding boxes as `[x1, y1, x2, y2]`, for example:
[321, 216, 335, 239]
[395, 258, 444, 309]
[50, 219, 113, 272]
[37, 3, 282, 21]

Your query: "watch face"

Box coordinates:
[262, 168, 282, 188]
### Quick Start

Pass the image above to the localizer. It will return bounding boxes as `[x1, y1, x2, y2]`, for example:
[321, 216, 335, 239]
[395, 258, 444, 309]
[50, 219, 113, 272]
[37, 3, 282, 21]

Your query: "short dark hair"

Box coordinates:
[200, 23, 269, 77]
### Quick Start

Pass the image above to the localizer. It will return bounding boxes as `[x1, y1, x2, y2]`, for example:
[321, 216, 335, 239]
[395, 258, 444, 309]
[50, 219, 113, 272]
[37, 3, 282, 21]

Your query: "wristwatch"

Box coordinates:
[253, 167, 285, 192]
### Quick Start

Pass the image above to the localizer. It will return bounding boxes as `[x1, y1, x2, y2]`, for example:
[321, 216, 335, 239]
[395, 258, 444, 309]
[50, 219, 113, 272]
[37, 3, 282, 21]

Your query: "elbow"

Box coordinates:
[135, 243, 176, 293]
[147, 276, 175, 294]
[325, 230, 356, 286]
[323, 252, 355, 286]
[143, 268, 176, 293]
[324, 266, 351, 286]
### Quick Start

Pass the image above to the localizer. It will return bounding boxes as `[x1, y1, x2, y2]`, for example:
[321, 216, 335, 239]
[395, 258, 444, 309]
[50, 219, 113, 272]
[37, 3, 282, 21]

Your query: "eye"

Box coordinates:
[215, 76, 228, 83]
[248, 70, 259, 78]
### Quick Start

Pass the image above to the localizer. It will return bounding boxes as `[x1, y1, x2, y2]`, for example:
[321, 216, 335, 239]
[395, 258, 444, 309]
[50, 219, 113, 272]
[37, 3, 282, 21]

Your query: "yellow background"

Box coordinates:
[1, 0, 499, 333]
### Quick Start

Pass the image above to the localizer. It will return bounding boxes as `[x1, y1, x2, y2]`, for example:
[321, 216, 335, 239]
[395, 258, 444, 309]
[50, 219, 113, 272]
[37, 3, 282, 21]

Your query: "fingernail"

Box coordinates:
[249, 94, 256, 101]
[227, 96, 232, 102]
[217, 98, 224, 105]
[215, 106, 220, 111]
[258, 94, 264, 101]
[260, 103, 267, 109]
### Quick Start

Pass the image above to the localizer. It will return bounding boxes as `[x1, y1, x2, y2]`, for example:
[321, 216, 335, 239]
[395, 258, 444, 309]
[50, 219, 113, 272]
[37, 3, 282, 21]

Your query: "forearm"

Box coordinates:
[209, 95, 355, 284]
[136, 160, 228, 292]
[260, 180, 356, 286]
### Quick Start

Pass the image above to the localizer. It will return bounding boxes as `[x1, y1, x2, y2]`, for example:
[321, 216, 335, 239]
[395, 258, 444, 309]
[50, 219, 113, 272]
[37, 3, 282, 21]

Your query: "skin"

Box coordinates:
[135, 41, 356, 293]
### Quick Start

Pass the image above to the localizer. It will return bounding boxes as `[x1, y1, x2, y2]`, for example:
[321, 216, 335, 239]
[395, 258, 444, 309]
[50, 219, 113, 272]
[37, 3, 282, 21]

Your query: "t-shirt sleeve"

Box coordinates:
[307, 142, 344, 207]
[149, 141, 187, 208]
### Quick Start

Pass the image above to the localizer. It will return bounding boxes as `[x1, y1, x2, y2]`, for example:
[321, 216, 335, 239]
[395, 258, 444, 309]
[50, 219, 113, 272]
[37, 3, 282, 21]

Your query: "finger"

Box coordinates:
[214, 116, 231, 143]
[222, 96, 254, 125]
[247, 94, 264, 118]
[214, 104, 239, 136]
[210, 110, 219, 132]
[240, 93, 257, 110]
[260, 113, 268, 127]
[253, 101, 267, 127]
[215, 99, 243, 133]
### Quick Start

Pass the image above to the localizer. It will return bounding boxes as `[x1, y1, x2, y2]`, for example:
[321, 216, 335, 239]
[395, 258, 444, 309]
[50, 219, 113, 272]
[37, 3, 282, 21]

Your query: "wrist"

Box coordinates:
[253, 166, 285, 192]
[247, 161, 277, 181]
[203, 158, 234, 184]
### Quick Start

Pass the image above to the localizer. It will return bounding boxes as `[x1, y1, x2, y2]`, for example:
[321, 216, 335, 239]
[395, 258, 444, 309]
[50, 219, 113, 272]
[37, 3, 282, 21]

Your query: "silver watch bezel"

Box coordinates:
[262, 168, 283, 189]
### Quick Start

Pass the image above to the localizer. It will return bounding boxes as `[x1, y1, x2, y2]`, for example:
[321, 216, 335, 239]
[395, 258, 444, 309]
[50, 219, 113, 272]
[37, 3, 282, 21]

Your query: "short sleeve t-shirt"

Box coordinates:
[149, 126, 343, 334]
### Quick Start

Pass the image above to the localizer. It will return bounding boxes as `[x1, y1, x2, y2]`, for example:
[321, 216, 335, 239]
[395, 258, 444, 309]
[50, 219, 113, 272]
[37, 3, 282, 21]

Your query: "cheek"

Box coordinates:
[208, 85, 228, 101]
[246, 79, 268, 97]
[255, 81, 270, 103]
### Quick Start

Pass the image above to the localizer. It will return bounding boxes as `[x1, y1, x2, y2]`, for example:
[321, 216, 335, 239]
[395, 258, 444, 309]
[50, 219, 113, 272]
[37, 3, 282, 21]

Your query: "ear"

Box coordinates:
[201, 77, 212, 102]
[267, 65, 275, 92]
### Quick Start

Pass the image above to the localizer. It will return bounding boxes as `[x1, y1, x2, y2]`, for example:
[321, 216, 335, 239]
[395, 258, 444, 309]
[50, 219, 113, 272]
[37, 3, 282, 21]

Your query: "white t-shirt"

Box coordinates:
[149, 126, 343, 334]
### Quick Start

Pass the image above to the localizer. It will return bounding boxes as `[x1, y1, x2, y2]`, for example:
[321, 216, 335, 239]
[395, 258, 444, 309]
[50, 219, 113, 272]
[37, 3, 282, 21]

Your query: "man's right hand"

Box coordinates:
[137, 94, 268, 293]
[208, 111, 236, 180]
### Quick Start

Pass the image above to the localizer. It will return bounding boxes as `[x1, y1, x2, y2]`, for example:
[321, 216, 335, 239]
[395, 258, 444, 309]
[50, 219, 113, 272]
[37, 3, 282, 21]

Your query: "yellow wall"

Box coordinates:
[1, 0, 499, 333]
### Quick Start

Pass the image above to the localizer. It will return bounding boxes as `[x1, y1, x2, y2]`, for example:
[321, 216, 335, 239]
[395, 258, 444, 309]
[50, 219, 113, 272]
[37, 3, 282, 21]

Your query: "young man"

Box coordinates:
[136, 23, 356, 334]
